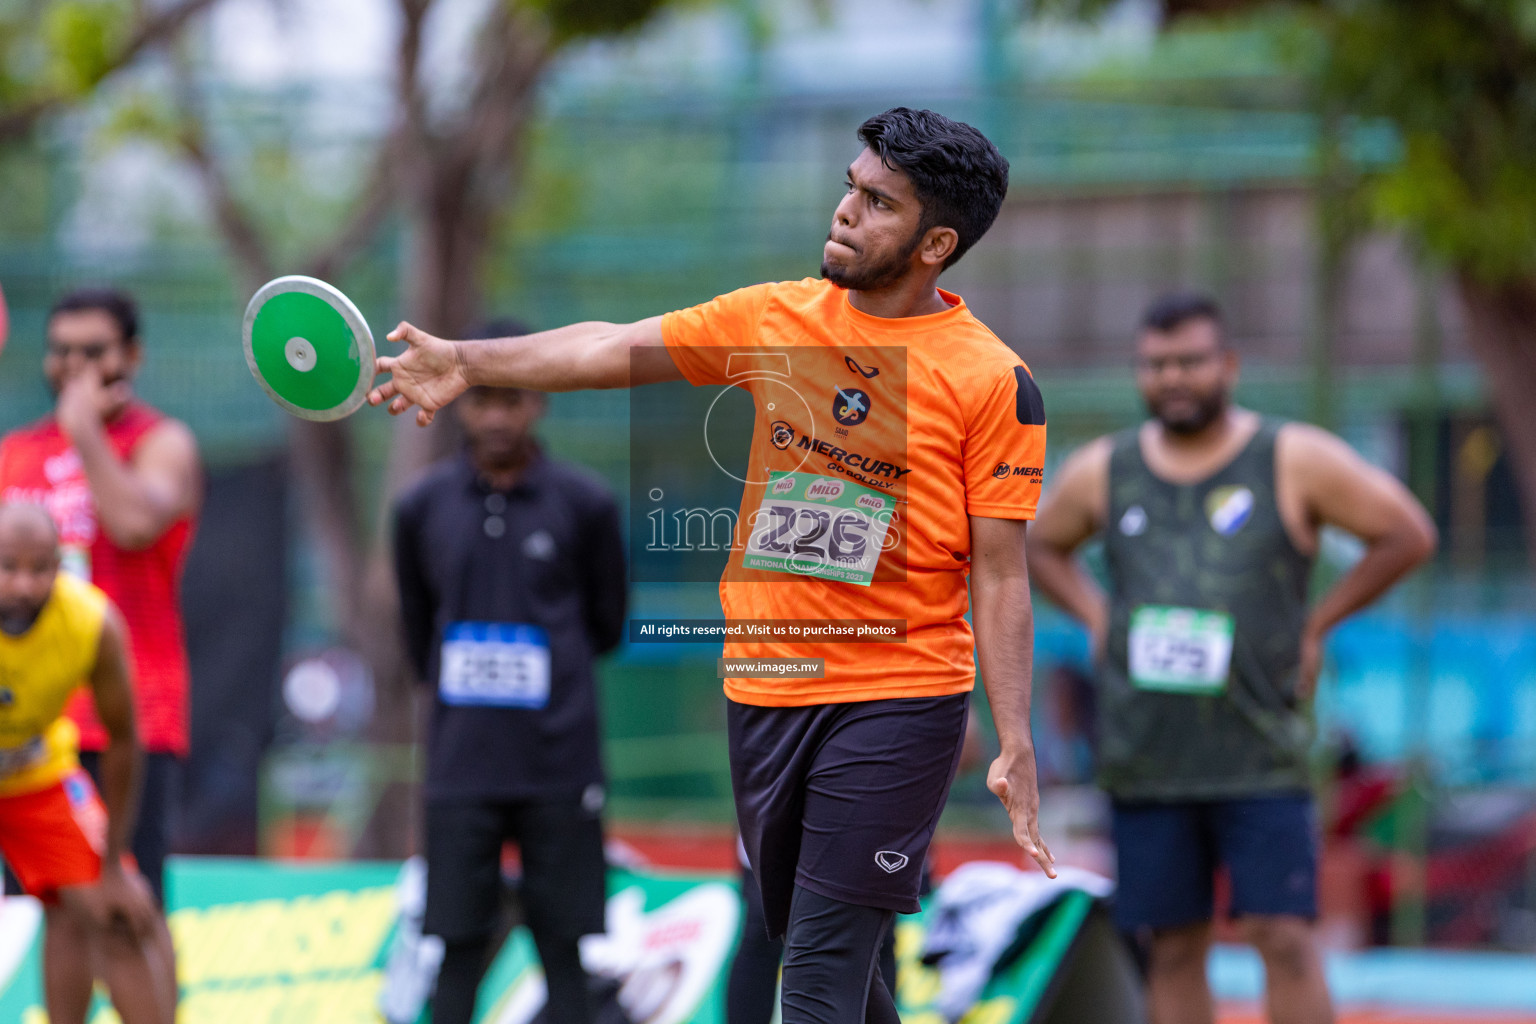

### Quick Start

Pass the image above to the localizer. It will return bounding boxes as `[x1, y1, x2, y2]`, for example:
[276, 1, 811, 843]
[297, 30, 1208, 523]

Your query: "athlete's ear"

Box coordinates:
[919, 226, 959, 268]
[122, 338, 145, 377]
[1222, 346, 1240, 387]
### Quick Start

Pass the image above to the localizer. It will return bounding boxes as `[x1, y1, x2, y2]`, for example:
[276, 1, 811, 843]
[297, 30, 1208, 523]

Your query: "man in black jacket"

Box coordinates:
[393, 332, 627, 1024]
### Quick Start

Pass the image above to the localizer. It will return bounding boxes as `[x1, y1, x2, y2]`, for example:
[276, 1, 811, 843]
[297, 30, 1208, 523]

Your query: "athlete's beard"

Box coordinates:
[1149, 389, 1229, 435]
[0, 602, 41, 636]
[820, 226, 925, 292]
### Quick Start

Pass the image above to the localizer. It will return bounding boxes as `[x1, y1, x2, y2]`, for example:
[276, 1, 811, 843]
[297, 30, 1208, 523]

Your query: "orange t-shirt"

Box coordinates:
[661, 278, 1046, 706]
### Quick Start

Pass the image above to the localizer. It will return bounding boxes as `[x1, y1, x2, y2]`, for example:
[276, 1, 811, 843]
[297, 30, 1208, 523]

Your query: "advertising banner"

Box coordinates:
[0, 859, 1122, 1024]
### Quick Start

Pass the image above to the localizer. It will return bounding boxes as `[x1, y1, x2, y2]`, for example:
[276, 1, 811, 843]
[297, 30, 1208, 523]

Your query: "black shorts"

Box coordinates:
[424, 794, 607, 944]
[728, 693, 968, 940]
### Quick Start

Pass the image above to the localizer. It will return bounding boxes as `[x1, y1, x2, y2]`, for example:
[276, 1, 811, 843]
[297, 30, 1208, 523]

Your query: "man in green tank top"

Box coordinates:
[1028, 293, 1436, 1024]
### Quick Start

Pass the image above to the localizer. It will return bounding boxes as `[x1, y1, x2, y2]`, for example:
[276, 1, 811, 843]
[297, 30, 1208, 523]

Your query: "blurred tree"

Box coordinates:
[2, 0, 683, 855]
[1306, 0, 1536, 565]
[1047, 0, 1536, 563]
[0, 0, 218, 141]
[159, 0, 680, 854]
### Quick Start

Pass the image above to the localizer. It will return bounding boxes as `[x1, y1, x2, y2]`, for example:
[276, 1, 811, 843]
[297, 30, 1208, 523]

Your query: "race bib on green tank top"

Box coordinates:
[1127, 605, 1235, 695]
[742, 471, 894, 586]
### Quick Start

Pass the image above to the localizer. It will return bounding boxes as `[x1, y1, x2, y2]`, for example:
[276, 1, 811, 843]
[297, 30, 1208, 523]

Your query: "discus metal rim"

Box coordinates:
[242, 274, 375, 422]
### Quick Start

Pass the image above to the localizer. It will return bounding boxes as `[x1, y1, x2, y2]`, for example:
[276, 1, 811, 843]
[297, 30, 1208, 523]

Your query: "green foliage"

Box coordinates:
[1311, 0, 1536, 284]
[1038, 0, 1536, 284]
[522, 0, 674, 44]
[42, 0, 128, 96]
[0, 0, 130, 110]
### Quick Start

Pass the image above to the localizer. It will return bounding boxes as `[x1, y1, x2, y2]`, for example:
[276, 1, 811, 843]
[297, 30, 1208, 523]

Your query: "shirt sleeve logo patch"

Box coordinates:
[994, 462, 1042, 482]
[1013, 366, 1045, 426]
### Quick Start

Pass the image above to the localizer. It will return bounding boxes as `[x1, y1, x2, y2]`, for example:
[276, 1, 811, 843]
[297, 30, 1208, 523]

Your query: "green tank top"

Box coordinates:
[1098, 418, 1314, 801]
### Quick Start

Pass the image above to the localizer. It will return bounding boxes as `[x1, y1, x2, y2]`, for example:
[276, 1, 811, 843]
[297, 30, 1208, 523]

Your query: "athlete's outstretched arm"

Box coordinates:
[368, 317, 682, 426]
[1280, 424, 1438, 697]
[970, 514, 1056, 878]
[1026, 437, 1111, 646]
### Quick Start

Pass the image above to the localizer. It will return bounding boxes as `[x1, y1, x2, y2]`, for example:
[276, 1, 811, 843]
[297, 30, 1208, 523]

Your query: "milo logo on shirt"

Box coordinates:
[772, 476, 798, 495]
[805, 480, 844, 502]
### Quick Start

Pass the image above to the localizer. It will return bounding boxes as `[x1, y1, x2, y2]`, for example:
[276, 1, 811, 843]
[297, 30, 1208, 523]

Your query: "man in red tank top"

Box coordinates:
[0, 288, 200, 1001]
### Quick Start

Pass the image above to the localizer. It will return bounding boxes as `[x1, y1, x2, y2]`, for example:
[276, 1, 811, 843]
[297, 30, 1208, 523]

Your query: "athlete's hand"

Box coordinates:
[988, 748, 1057, 878]
[56, 367, 130, 441]
[65, 860, 159, 938]
[368, 322, 470, 427]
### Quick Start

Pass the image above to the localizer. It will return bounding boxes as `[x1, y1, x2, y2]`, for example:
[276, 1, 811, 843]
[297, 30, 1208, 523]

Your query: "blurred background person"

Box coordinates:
[0, 287, 202, 909]
[1027, 292, 1437, 1024]
[392, 321, 628, 1024]
[0, 503, 176, 1024]
[1033, 663, 1097, 788]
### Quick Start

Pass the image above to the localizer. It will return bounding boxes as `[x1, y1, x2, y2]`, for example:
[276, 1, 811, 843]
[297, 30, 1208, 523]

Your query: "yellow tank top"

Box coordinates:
[0, 572, 108, 796]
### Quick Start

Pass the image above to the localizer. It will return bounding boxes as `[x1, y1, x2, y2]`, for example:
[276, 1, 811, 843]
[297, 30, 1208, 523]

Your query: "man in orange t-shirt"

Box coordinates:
[371, 108, 1052, 1024]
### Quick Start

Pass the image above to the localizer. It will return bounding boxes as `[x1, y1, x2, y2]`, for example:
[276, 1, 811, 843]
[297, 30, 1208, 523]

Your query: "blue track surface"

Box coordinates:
[1210, 945, 1536, 1012]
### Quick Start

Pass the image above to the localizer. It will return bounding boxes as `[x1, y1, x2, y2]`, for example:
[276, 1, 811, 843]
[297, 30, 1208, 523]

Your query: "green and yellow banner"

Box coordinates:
[0, 859, 1128, 1024]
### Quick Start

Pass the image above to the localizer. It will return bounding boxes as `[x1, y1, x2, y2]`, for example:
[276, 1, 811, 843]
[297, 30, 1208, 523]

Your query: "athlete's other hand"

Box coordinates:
[987, 750, 1056, 878]
[369, 322, 469, 427]
[66, 860, 159, 939]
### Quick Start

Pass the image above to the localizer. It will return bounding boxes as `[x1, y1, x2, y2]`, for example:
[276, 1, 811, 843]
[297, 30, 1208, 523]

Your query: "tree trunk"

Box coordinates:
[1455, 275, 1536, 567]
[354, 69, 543, 858]
[184, 0, 550, 857]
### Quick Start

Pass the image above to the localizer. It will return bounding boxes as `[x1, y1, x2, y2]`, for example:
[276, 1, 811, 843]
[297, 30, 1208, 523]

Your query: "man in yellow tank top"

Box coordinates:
[0, 503, 176, 1023]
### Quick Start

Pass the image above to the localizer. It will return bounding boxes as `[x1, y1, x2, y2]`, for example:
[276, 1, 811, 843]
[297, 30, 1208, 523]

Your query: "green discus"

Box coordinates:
[242, 275, 376, 421]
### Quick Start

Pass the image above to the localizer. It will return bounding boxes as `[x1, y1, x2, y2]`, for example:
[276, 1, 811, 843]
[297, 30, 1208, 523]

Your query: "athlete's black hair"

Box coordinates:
[1142, 291, 1223, 336]
[856, 107, 1009, 269]
[49, 287, 140, 345]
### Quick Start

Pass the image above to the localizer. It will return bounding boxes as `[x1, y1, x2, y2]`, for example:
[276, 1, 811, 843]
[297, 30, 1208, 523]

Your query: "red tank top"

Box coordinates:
[0, 403, 196, 754]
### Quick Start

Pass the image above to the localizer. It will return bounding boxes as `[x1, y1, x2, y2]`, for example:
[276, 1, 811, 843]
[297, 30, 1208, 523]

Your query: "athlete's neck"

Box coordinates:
[472, 442, 535, 492]
[847, 275, 951, 319]
[0, 609, 39, 636]
[1153, 407, 1258, 457]
[1139, 407, 1259, 486]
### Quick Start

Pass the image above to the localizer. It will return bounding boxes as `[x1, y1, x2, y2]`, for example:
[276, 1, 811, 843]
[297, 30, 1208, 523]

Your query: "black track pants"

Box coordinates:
[780, 885, 901, 1024]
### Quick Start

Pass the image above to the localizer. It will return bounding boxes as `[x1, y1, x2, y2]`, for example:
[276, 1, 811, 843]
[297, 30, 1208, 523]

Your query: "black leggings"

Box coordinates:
[780, 885, 900, 1024]
[433, 930, 593, 1024]
[728, 869, 898, 1024]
